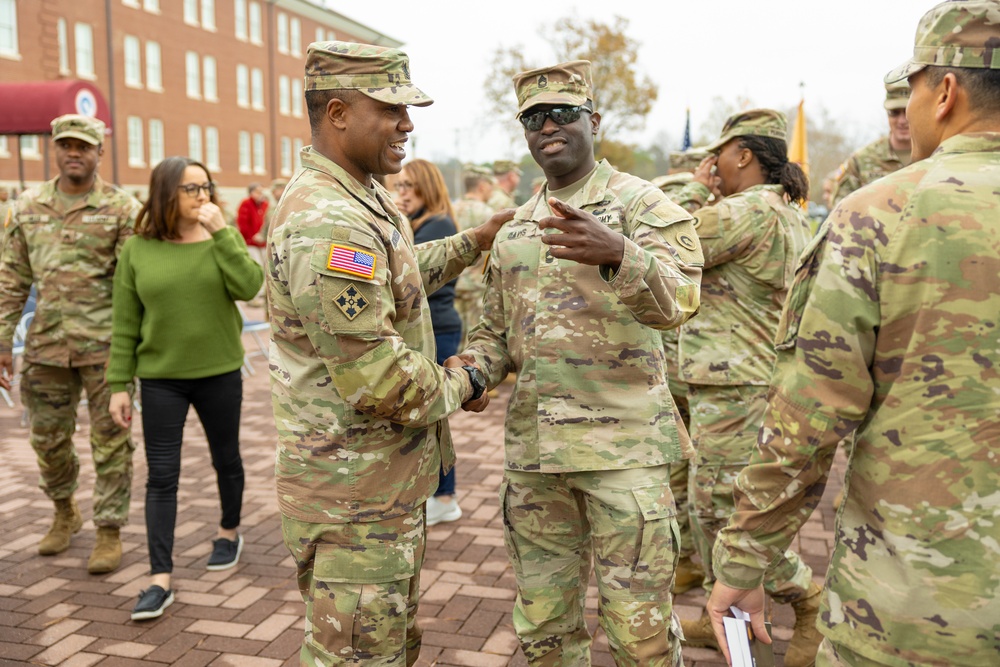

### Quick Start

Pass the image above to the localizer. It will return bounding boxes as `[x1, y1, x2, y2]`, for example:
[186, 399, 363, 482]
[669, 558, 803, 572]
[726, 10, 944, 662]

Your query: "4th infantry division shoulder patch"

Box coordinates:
[328, 243, 376, 279]
[334, 283, 370, 320]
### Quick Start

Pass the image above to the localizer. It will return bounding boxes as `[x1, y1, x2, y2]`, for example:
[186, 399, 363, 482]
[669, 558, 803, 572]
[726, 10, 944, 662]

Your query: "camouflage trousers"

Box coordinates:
[281, 509, 426, 666]
[454, 287, 485, 351]
[817, 638, 886, 666]
[687, 384, 814, 603]
[501, 467, 684, 667]
[21, 362, 135, 527]
[667, 382, 695, 562]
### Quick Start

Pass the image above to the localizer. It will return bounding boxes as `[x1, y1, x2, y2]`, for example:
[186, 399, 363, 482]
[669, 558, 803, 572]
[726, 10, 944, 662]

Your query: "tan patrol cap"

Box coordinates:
[305, 41, 432, 107]
[669, 148, 711, 173]
[51, 114, 105, 145]
[462, 164, 494, 180]
[704, 109, 787, 153]
[885, 0, 1000, 83]
[492, 160, 522, 176]
[884, 80, 910, 110]
[513, 60, 593, 117]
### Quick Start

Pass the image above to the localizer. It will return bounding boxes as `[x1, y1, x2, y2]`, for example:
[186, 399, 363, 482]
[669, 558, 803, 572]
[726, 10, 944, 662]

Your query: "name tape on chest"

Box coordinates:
[327, 243, 376, 280]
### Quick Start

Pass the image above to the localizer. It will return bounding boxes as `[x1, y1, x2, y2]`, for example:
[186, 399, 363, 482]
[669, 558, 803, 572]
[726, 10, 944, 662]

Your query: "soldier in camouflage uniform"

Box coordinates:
[0, 115, 139, 574]
[268, 42, 511, 666]
[487, 159, 521, 210]
[708, 3, 1000, 666]
[452, 164, 499, 349]
[675, 109, 821, 667]
[653, 148, 711, 213]
[462, 60, 704, 666]
[829, 80, 912, 208]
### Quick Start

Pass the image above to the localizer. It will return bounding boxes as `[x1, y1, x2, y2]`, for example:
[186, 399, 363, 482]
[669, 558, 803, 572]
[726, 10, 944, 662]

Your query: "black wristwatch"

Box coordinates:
[462, 365, 487, 401]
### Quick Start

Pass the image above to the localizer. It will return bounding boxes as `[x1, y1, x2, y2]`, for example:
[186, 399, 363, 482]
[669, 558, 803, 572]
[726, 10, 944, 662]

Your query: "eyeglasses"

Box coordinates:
[394, 181, 415, 192]
[519, 106, 591, 132]
[177, 182, 215, 197]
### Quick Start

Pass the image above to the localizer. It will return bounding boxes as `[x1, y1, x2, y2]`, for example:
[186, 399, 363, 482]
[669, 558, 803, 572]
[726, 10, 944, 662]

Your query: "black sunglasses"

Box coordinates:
[519, 106, 591, 132]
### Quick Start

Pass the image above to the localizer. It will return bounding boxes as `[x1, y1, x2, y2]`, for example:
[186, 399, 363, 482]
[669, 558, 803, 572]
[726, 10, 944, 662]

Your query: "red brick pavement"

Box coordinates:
[0, 314, 844, 666]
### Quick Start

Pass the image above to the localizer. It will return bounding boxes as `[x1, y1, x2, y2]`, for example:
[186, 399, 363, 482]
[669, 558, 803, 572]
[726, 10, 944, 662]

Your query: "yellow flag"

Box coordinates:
[788, 99, 809, 178]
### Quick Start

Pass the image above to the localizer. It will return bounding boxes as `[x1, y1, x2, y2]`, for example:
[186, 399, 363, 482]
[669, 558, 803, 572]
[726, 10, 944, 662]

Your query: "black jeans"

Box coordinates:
[140, 370, 244, 574]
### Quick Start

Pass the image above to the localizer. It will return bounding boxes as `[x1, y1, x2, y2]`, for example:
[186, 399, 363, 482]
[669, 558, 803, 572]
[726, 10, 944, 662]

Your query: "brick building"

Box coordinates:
[0, 0, 399, 198]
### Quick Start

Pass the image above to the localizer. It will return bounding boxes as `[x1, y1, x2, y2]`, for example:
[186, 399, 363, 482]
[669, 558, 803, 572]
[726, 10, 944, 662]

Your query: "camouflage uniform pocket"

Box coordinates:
[629, 484, 680, 595]
[309, 239, 387, 335]
[498, 477, 522, 570]
[308, 542, 415, 662]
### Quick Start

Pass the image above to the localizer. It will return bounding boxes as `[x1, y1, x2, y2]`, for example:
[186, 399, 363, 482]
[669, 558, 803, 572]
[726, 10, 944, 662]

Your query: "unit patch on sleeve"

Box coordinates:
[327, 243, 376, 279]
[334, 283, 370, 320]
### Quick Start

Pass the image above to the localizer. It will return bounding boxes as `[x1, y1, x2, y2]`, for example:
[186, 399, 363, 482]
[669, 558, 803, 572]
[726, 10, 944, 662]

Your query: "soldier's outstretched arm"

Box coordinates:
[415, 208, 514, 294]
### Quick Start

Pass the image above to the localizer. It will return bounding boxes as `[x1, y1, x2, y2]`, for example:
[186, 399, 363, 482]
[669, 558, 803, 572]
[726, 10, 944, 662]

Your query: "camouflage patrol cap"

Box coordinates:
[492, 159, 522, 176]
[513, 60, 593, 116]
[51, 114, 105, 145]
[704, 108, 788, 152]
[884, 80, 911, 110]
[462, 164, 495, 180]
[885, 0, 1000, 83]
[305, 41, 433, 106]
[669, 148, 711, 172]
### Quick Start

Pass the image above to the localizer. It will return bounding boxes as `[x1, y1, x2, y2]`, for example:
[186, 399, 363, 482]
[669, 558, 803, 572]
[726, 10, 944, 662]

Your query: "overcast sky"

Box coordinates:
[334, 1, 929, 164]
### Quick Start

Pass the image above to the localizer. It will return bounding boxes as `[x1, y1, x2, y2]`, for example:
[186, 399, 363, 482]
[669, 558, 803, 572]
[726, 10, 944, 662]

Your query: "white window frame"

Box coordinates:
[276, 12, 287, 54]
[148, 118, 164, 166]
[293, 138, 303, 170]
[0, 136, 10, 158]
[144, 0, 160, 12]
[248, 2, 262, 45]
[184, 0, 199, 26]
[0, 0, 18, 58]
[146, 41, 162, 91]
[252, 132, 265, 175]
[57, 18, 69, 74]
[291, 78, 302, 118]
[20, 136, 41, 160]
[278, 75, 289, 116]
[123, 0, 140, 7]
[124, 35, 142, 88]
[188, 124, 203, 162]
[238, 131, 251, 174]
[314, 26, 323, 44]
[201, 0, 215, 31]
[280, 136, 291, 176]
[127, 116, 145, 167]
[289, 18, 301, 56]
[75, 23, 95, 78]
[186, 51, 201, 99]
[205, 126, 220, 171]
[234, 0, 247, 41]
[251, 67, 264, 110]
[203, 55, 217, 101]
[236, 64, 249, 107]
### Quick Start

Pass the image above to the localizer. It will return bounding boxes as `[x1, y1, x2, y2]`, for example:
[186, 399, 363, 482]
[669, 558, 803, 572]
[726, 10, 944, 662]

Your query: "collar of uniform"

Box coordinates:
[522, 158, 616, 223]
[931, 131, 1000, 157]
[299, 146, 397, 221]
[36, 175, 107, 210]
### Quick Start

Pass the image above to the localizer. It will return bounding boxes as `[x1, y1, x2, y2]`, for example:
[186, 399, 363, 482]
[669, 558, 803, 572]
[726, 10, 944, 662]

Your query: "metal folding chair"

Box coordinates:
[237, 302, 269, 376]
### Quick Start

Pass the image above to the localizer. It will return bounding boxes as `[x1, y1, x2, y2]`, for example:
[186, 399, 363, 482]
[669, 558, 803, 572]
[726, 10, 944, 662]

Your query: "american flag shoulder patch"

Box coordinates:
[327, 243, 376, 279]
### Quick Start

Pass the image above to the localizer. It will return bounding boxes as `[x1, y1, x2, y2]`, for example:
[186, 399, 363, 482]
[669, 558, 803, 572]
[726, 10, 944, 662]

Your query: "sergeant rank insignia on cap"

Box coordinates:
[334, 284, 369, 321]
[327, 243, 376, 279]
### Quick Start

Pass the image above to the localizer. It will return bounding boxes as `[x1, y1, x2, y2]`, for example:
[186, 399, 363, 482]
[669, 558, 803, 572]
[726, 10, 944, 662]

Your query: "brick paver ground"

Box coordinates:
[0, 307, 844, 666]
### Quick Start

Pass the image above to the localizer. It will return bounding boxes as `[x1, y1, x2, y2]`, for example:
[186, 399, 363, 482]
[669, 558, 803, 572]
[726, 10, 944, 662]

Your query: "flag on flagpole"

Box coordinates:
[788, 99, 809, 178]
[681, 107, 691, 151]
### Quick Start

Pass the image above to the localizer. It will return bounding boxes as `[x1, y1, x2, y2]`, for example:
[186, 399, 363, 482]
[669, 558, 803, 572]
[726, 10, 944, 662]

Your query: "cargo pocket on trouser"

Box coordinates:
[307, 542, 416, 664]
[629, 484, 680, 596]
[498, 477, 522, 572]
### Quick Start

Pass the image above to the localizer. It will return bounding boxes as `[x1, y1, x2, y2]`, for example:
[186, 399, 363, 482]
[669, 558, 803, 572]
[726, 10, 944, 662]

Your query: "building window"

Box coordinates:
[280, 137, 291, 176]
[234, 0, 247, 40]
[148, 119, 164, 166]
[0, 0, 19, 57]
[293, 138, 303, 170]
[127, 116, 145, 167]
[188, 124, 203, 162]
[289, 18, 301, 56]
[57, 18, 69, 73]
[20, 136, 40, 159]
[314, 26, 323, 44]
[205, 126, 220, 171]
[238, 131, 251, 174]
[278, 75, 289, 116]
[146, 41, 162, 91]
[123, 0, 139, 7]
[251, 67, 263, 110]
[184, 0, 198, 26]
[124, 35, 142, 88]
[252, 132, 265, 175]
[327, 30, 335, 41]
[186, 51, 201, 99]
[201, 0, 215, 30]
[291, 78, 302, 118]
[0, 136, 9, 158]
[75, 23, 95, 77]
[248, 2, 261, 44]
[203, 55, 217, 101]
[144, 0, 160, 11]
[236, 64, 249, 107]
[276, 12, 287, 54]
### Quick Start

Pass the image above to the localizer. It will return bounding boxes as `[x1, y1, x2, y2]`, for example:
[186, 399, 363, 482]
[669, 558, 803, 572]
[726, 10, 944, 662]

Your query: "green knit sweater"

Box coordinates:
[106, 226, 264, 392]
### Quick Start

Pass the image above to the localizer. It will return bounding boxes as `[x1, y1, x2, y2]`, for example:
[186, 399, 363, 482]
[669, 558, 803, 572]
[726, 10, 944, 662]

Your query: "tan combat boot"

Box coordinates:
[38, 497, 83, 555]
[680, 610, 719, 650]
[672, 556, 705, 595]
[87, 526, 122, 574]
[784, 582, 824, 667]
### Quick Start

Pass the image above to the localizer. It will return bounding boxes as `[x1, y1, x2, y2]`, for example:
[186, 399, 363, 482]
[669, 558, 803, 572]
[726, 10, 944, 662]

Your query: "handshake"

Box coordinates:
[443, 354, 490, 413]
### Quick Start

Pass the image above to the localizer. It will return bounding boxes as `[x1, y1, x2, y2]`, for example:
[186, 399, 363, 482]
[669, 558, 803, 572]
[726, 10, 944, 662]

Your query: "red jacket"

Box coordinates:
[237, 197, 268, 247]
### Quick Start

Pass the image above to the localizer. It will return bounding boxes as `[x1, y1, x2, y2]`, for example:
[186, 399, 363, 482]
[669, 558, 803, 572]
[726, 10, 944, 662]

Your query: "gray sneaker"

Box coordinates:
[131, 585, 174, 621]
[206, 534, 244, 571]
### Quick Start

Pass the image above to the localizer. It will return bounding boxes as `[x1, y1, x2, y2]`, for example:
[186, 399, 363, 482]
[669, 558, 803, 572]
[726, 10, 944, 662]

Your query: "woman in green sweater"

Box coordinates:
[106, 157, 264, 620]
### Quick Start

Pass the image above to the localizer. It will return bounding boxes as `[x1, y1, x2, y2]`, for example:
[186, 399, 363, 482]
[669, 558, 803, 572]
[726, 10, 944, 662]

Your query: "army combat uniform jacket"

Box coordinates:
[465, 159, 704, 473]
[829, 135, 907, 208]
[679, 184, 811, 386]
[269, 148, 481, 524]
[0, 176, 138, 365]
[714, 133, 1000, 666]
